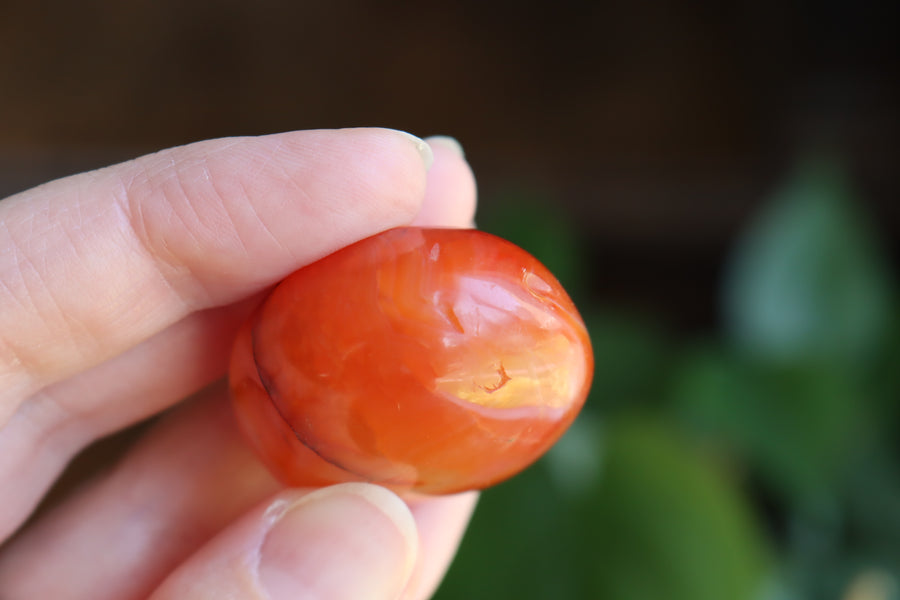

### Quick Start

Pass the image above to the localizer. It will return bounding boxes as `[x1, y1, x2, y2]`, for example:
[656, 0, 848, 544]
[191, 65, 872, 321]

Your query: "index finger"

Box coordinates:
[0, 128, 433, 423]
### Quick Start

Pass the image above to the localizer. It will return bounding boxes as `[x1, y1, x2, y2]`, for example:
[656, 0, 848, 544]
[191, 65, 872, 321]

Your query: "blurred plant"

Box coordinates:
[435, 162, 899, 600]
[723, 158, 893, 367]
[701, 158, 898, 599]
[435, 416, 770, 600]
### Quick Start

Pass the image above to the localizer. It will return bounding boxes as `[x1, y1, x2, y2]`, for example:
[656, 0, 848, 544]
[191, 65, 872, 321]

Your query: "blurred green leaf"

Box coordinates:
[583, 309, 671, 413]
[844, 447, 900, 563]
[578, 419, 771, 600]
[723, 158, 893, 364]
[670, 345, 861, 505]
[436, 418, 771, 600]
[544, 413, 605, 498]
[433, 458, 583, 599]
[865, 306, 900, 429]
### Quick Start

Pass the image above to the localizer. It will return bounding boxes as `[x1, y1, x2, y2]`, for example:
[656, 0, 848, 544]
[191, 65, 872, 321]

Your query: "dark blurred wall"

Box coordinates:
[1, 0, 897, 328]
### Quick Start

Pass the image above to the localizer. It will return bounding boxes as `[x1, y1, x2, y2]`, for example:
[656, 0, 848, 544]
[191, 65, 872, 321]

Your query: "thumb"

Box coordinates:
[150, 483, 418, 600]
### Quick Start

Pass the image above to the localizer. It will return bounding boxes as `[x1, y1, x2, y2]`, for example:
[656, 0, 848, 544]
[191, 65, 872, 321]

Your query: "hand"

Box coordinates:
[0, 129, 478, 599]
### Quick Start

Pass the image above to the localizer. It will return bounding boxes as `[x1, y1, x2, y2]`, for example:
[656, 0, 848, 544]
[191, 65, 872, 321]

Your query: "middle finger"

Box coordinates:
[0, 385, 478, 600]
[0, 385, 281, 599]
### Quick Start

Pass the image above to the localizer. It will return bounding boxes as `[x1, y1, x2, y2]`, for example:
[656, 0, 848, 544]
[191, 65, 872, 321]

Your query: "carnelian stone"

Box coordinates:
[229, 227, 593, 494]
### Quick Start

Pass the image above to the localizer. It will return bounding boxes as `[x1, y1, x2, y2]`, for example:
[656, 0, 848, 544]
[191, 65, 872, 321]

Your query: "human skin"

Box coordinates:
[0, 129, 478, 599]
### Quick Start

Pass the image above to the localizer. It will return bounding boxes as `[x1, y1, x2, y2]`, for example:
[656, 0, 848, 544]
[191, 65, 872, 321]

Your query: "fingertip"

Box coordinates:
[259, 483, 418, 600]
[149, 484, 418, 600]
[387, 129, 435, 171]
[427, 135, 465, 159]
[414, 135, 478, 228]
[266, 127, 431, 229]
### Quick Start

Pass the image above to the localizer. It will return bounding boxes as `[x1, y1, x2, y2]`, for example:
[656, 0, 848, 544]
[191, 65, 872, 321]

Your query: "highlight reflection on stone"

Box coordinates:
[229, 227, 593, 494]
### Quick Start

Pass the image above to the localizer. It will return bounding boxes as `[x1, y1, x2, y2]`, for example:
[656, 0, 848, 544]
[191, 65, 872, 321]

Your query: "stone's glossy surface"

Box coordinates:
[229, 227, 593, 494]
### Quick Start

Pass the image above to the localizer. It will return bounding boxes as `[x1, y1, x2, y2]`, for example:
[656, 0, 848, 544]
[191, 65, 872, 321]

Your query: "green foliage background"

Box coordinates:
[434, 161, 900, 600]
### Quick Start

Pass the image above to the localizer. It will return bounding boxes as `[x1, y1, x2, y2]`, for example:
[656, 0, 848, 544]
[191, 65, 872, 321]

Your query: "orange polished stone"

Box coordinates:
[229, 227, 593, 494]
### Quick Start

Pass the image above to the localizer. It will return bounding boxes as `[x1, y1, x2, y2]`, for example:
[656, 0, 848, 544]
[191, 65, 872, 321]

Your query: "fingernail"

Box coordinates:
[427, 135, 465, 159]
[259, 483, 418, 600]
[393, 130, 434, 171]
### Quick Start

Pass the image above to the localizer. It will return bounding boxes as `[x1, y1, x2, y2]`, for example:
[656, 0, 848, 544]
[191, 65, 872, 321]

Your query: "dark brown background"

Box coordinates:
[1, 0, 898, 329]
